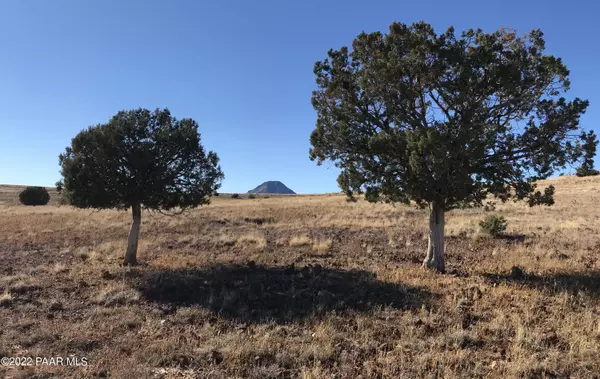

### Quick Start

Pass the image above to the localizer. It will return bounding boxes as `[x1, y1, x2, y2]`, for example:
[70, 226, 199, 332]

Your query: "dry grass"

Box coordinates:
[237, 233, 267, 250]
[312, 239, 332, 253]
[0, 175, 600, 378]
[93, 282, 141, 306]
[289, 235, 312, 247]
[0, 290, 12, 307]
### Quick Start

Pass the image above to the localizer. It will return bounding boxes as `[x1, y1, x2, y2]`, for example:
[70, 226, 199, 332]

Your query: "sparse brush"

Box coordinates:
[217, 233, 237, 245]
[289, 235, 312, 246]
[94, 284, 140, 306]
[312, 239, 332, 252]
[237, 233, 267, 249]
[484, 201, 497, 212]
[1, 175, 600, 377]
[0, 290, 12, 307]
[51, 263, 69, 274]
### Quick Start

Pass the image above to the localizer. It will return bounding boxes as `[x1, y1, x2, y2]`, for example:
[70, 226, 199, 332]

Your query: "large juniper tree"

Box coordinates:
[58, 108, 224, 265]
[309, 22, 592, 272]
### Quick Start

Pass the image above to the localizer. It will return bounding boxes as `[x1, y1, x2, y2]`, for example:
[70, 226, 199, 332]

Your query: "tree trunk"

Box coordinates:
[124, 202, 141, 266]
[422, 202, 445, 273]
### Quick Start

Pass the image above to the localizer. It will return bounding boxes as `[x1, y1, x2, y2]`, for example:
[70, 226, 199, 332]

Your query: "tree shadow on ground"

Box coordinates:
[483, 269, 600, 298]
[131, 263, 433, 324]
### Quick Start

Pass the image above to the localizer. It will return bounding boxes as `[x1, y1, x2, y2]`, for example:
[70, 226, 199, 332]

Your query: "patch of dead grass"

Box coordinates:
[0, 290, 12, 307]
[94, 283, 141, 306]
[237, 232, 267, 250]
[312, 239, 332, 253]
[289, 235, 312, 247]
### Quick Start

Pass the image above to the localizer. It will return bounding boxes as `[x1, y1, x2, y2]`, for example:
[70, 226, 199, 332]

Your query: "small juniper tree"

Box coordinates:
[54, 180, 70, 205]
[309, 22, 593, 272]
[58, 108, 224, 265]
[19, 186, 50, 206]
[575, 131, 599, 177]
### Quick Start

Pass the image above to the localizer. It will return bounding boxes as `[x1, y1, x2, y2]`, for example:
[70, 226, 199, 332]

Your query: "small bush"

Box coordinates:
[248, 194, 256, 199]
[231, 193, 240, 199]
[54, 181, 70, 205]
[19, 186, 50, 206]
[576, 167, 600, 177]
[479, 214, 507, 237]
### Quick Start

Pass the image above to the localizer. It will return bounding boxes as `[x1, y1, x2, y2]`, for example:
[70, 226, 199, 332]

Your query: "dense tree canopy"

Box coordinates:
[58, 108, 224, 264]
[59, 108, 223, 211]
[309, 22, 592, 272]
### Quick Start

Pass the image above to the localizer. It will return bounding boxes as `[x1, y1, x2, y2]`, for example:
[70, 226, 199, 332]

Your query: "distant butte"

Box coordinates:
[247, 181, 296, 194]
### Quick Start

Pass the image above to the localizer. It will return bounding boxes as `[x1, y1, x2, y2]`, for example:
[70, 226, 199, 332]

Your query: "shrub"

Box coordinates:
[19, 186, 50, 206]
[575, 167, 599, 177]
[54, 181, 70, 205]
[479, 214, 507, 237]
[231, 193, 240, 199]
[248, 194, 256, 199]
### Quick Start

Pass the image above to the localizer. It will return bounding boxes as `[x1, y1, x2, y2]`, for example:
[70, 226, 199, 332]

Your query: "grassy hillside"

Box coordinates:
[0, 175, 599, 378]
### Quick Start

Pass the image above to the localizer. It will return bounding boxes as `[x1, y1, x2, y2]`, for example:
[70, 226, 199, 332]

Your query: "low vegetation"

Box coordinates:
[312, 239, 332, 253]
[18, 186, 50, 206]
[289, 235, 312, 247]
[479, 214, 508, 237]
[0, 175, 599, 378]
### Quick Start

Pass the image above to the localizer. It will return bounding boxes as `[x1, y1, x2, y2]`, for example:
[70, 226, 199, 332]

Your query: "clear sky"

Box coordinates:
[0, 0, 598, 194]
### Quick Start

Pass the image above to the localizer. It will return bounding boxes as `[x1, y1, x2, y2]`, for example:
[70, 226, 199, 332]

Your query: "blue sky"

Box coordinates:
[0, 0, 598, 194]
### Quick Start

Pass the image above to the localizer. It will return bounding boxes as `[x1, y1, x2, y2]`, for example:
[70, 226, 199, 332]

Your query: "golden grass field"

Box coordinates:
[1, 176, 599, 378]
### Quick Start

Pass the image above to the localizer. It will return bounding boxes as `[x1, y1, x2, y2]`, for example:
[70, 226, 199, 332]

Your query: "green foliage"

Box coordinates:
[575, 131, 599, 177]
[231, 193, 240, 199]
[309, 22, 590, 211]
[248, 194, 256, 199]
[58, 108, 224, 212]
[576, 167, 600, 177]
[19, 186, 50, 206]
[54, 180, 70, 205]
[479, 214, 507, 237]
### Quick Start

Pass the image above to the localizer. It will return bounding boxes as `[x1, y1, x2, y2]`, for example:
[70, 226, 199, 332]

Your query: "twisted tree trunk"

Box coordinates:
[124, 202, 141, 266]
[422, 201, 445, 273]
